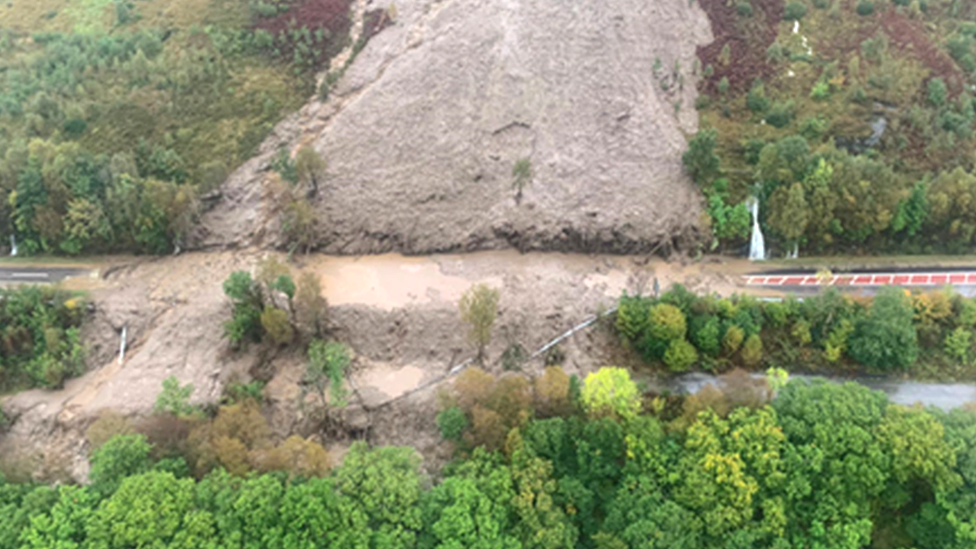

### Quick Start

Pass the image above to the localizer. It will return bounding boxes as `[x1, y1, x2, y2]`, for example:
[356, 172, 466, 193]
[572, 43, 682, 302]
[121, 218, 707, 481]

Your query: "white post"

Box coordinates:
[9, 235, 16, 257]
[118, 326, 127, 365]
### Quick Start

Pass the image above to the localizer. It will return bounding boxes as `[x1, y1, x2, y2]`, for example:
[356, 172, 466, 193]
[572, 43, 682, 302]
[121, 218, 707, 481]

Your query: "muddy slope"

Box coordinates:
[198, 0, 712, 255]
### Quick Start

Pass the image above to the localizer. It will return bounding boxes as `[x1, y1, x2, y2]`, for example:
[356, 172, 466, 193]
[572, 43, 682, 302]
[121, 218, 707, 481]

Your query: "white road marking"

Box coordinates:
[10, 272, 49, 279]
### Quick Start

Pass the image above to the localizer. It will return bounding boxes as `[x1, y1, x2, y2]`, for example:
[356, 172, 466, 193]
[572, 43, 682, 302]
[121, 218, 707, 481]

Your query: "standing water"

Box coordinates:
[748, 197, 766, 261]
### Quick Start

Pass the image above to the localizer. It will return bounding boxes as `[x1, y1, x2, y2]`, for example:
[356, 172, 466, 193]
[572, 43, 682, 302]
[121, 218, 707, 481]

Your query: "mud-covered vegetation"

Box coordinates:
[0, 0, 352, 255]
[617, 283, 976, 380]
[691, 0, 976, 255]
[0, 285, 85, 390]
[2, 368, 975, 549]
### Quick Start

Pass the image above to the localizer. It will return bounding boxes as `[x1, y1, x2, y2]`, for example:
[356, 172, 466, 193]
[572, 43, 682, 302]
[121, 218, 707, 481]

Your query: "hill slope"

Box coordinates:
[199, 0, 712, 255]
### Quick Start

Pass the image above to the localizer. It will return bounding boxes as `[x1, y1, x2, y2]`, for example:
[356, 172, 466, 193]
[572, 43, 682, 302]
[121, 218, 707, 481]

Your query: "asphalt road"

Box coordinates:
[0, 266, 91, 284]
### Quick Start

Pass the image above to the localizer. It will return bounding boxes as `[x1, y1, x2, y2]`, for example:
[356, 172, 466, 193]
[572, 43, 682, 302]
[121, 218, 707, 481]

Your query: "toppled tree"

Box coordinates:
[459, 284, 500, 364]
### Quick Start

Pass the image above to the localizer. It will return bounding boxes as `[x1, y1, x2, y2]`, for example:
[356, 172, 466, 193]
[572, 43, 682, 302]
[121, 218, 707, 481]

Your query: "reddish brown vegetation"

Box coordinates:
[880, 10, 964, 96]
[256, 0, 352, 38]
[696, 0, 783, 93]
[363, 8, 395, 41]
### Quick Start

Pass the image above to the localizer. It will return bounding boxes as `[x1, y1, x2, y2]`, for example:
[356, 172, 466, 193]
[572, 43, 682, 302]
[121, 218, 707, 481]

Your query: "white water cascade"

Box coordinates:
[9, 235, 16, 257]
[748, 196, 766, 261]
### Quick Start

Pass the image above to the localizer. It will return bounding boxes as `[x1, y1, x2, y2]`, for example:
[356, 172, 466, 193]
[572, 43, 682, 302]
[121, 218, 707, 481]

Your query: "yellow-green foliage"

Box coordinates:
[581, 367, 642, 421]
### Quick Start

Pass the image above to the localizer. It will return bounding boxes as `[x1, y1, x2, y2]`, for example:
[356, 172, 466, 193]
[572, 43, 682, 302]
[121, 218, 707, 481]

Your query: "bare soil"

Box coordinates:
[0, 250, 744, 479]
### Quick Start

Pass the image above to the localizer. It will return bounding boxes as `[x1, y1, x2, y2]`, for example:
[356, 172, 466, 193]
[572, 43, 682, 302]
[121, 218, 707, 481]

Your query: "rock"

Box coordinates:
[342, 405, 371, 432]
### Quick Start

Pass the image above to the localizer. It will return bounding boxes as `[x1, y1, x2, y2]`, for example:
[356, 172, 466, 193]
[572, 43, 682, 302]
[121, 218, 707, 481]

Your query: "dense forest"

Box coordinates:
[617, 283, 976, 381]
[0, 367, 974, 549]
[687, 0, 976, 255]
[0, 0, 354, 255]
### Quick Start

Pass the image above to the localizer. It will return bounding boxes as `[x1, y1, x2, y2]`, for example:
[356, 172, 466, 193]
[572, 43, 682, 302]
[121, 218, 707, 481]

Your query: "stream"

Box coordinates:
[667, 372, 976, 410]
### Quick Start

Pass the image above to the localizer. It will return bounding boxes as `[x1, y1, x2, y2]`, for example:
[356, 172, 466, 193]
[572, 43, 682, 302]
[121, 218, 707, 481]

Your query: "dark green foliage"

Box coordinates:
[856, 0, 875, 15]
[746, 79, 769, 113]
[928, 78, 948, 107]
[849, 287, 918, 369]
[0, 286, 86, 391]
[682, 128, 721, 185]
[784, 1, 807, 20]
[437, 406, 468, 441]
[222, 271, 264, 347]
[736, 1, 754, 17]
[765, 100, 795, 128]
[89, 434, 152, 496]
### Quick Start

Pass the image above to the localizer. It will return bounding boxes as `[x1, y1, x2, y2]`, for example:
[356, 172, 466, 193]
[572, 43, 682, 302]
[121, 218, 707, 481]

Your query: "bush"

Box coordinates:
[856, 0, 875, 15]
[741, 334, 764, 367]
[928, 78, 947, 107]
[260, 306, 295, 345]
[459, 284, 500, 363]
[154, 376, 197, 417]
[747, 79, 769, 113]
[766, 101, 795, 128]
[785, 1, 807, 20]
[944, 328, 971, 363]
[736, 1, 754, 16]
[691, 316, 722, 356]
[649, 304, 687, 342]
[90, 434, 151, 495]
[616, 294, 650, 343]
[723, 325, 745, 355]
[849, 288, 918, 369]
[682, 128, 721, 185]
[436, 406, 468, 441]
[664, 340, 698, 372]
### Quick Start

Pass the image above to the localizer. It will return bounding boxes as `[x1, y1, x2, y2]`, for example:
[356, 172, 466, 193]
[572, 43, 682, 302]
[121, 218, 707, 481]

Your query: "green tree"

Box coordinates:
[222, 271, 264, 347]
[436, 405, 468, 442]
[154, 376, 197, 417]
[87, 471, 196, 548]
[664, 339, 698, 372]
[335, 443, 424, 549]
[581, 367, 641, 421]
[740, 333, 763, 367]
[89, 434, 152, 497]
[945, 327, 972, 363]
[459, 284, 500, 363]
[849, 287, 918, 369]
[683, 129, 720, 185]
[768, 182, 809, 249]
[306, 339, 351, 407]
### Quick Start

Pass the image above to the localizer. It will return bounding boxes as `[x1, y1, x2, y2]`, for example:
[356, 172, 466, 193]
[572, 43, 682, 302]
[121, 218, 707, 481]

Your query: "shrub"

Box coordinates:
[723, 325, 745, 355]
[856, 0, 875, 15]
[664, 340, 698, 372]
[87, 410, 134, 450]
[785, 1, 807, 20]
[810, 80, 830, 101]
[534, 366, 573, 417]
[766, 101, 795, 128]
[717, 77, 730, 95]
[741, 334, 764, 367]
[223, 271, 264, 347]
[90, 434, 151, 495]
[306, 340, 351, 407]
[616, 294, 650, 343]
[791, 320, 812, 346]
[436, 406, 467, 441]
[928, 78, 947, 107]
[260, 306, 294, 345]
[691, 316, 722, 356]
[682, 128, 721, 185]
[154, 376, 197, 417]
[649, 304, 687, 342]
[849, 288, 918, 369]
[944, 328, 971, 363]
[747, 79, 770, 114]
[736, 1, 754, 16]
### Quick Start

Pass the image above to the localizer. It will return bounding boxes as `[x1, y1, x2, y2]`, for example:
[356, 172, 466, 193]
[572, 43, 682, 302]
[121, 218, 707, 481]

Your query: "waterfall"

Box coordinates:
[9, 235, 16, 257]
[748, 197, 766, 261]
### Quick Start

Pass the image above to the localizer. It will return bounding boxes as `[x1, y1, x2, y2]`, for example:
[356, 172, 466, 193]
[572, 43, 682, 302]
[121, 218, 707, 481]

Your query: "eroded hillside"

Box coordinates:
[199, 0, 712, 255]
